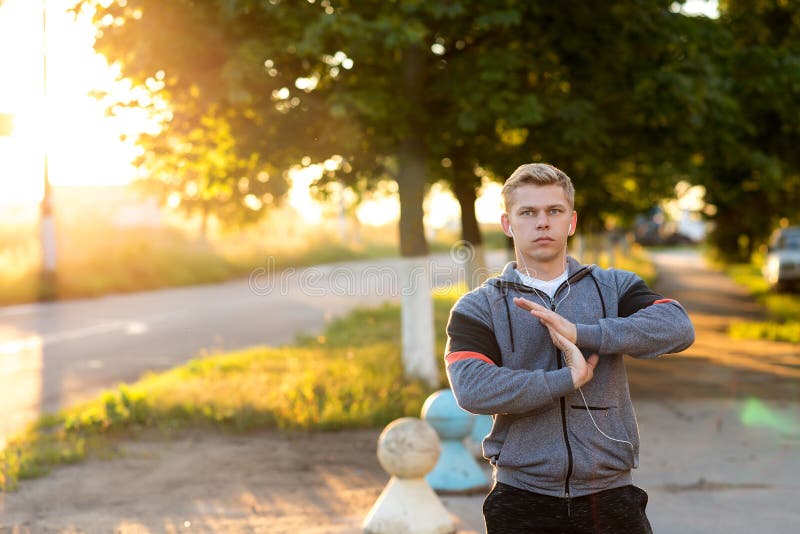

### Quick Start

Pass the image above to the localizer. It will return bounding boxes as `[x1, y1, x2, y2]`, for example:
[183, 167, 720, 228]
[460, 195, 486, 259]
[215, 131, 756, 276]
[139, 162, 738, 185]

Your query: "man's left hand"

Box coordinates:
[513, 297, 578, 344]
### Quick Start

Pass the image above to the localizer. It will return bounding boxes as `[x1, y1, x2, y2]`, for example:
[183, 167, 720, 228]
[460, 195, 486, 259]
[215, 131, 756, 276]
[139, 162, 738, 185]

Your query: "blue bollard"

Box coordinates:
[421, 389, 490, 493]
[466, 414, 494, 459]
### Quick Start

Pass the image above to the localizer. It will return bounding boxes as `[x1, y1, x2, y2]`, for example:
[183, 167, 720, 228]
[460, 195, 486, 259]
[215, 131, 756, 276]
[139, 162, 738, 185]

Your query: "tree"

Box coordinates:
[134, 109, 288, 239]
[77, 0, 328, 232]
[694, 0, 800, 261]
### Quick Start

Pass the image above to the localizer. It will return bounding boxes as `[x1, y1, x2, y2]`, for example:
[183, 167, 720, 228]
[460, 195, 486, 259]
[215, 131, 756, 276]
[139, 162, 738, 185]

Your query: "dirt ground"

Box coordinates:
[1, 428, 387, 533]
[1, 249, 798, 533]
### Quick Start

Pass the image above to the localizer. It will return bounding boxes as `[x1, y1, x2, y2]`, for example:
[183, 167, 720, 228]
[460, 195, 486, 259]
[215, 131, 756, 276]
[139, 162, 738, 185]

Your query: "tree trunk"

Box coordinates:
[396, 44, 437, 387]
[451, 149, 487, 289]
[397, 139, 428, 257]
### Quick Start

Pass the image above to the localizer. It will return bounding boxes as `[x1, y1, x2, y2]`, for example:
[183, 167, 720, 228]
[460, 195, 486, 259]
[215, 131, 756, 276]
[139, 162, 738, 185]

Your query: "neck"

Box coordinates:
[516, 253, 568, 281]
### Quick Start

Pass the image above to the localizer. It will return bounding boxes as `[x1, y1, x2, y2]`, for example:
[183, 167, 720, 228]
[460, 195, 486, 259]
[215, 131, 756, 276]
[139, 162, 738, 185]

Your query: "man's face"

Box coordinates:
[503, 184, 577, 267]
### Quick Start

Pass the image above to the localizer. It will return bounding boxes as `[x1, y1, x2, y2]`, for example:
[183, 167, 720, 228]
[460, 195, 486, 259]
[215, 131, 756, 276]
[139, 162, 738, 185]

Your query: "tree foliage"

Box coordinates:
[76, 0, 800, 261]
[78, 0, 329, 229]
[696, 0, 800, 261]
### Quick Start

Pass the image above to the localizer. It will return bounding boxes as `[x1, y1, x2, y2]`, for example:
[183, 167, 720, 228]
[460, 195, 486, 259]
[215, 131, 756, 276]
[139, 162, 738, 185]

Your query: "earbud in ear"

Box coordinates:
[508, 225, 515, 238]
[568, 223, 572, 233]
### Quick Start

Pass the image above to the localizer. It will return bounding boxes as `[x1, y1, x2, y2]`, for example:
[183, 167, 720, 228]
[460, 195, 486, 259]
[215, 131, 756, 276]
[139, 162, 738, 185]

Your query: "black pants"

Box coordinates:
[483, 482, 653, 534]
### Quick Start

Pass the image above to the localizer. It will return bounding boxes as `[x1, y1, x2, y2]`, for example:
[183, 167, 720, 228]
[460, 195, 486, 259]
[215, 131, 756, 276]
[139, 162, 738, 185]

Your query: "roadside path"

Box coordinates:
[627, 249, 800, 401]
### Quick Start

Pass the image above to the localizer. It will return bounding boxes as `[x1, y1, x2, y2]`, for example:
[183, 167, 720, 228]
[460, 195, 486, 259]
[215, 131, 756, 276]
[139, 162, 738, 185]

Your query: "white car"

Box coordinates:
[764, 227, 800, 292]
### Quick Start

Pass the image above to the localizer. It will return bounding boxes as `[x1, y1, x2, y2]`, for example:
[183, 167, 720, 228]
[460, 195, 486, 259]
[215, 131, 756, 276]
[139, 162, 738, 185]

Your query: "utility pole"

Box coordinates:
[40, 0, 57, 298]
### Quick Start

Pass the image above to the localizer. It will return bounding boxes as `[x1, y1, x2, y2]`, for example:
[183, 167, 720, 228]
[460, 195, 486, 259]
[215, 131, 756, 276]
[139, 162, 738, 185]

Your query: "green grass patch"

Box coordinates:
[0, 222, 400, 306]
[724, 262, 800, 343]
[729, 321, 800, 344]
[0, 291, 462, 491]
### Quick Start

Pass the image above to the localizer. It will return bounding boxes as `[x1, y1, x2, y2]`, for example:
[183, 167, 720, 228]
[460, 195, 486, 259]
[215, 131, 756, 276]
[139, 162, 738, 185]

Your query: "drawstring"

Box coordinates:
[491, 267, 595, 356]
[501, 285, 515, 352]
[588, 269, 607, 317]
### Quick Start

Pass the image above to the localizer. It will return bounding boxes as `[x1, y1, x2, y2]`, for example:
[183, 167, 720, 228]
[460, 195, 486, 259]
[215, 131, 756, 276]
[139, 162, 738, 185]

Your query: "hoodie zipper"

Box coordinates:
[544, 284, 574, 516]
[501, 267, 589, 515]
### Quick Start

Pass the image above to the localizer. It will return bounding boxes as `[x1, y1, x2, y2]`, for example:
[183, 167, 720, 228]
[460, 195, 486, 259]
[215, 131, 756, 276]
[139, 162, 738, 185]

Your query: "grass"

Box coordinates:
[0, 222, 398, 306]
[724, 262, 800, 343]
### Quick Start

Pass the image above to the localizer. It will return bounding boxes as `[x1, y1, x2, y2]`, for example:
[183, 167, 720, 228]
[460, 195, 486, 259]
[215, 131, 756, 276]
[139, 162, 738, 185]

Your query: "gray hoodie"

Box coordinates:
[445, 258, 694, 499]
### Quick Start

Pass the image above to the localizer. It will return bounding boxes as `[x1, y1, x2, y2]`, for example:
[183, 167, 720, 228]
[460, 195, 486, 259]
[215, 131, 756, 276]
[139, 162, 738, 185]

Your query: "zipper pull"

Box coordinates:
[566, 490, 571, 517]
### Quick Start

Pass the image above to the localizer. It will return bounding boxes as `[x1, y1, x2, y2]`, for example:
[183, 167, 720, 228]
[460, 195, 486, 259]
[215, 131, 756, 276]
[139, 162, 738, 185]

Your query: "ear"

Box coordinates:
[569, 211, 577, 236]
[501, 213, 513, 238]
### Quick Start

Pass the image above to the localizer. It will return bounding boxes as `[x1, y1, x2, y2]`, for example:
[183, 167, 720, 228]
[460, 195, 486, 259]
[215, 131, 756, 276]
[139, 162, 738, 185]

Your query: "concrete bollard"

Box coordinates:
[362, 417, 456, 534]
[421, 389, 490, 493]
[465, 414, 493, 460]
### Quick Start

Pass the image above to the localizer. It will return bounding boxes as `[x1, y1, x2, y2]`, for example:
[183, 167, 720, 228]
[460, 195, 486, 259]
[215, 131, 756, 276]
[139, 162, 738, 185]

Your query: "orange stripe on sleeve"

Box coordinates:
[445, 351, 496, 367]
[653, 298, 675, 305]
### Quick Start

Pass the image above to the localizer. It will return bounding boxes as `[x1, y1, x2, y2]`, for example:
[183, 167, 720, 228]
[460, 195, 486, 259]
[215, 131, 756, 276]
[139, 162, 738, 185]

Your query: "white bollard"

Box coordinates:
[362, 417, 456, 534]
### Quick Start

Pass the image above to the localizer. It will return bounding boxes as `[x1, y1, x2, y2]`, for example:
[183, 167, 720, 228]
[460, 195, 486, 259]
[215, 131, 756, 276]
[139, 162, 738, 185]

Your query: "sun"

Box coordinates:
[0, 0, 154, 206]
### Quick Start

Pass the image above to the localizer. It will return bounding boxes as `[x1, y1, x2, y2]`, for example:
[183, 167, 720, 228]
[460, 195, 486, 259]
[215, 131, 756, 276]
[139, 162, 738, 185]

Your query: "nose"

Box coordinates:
[536, 213, 550, 229]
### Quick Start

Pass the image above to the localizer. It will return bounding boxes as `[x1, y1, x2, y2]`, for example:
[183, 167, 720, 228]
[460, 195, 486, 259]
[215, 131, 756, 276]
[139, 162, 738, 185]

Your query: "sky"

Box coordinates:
[0, 0, 718, 223]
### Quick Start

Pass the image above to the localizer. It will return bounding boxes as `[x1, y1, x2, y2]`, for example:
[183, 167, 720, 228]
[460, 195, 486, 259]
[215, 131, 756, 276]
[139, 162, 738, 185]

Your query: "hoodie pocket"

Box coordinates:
[568, 405, 637, 482]
[495, 405, 565, 483]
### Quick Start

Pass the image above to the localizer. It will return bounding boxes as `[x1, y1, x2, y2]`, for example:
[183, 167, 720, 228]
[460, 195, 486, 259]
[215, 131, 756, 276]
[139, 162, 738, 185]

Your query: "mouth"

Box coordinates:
[534, 237, 555, 244]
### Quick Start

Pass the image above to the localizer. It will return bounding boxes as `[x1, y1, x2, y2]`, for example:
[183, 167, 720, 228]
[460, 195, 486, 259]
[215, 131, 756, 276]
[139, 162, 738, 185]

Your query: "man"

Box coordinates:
[444, 163, 694, 533]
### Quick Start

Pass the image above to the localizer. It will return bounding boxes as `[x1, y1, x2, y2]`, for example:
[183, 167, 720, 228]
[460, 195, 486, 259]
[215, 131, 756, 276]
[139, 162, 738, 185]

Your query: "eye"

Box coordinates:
[549, 209, 561, 215]
[520, 209, 533, 216]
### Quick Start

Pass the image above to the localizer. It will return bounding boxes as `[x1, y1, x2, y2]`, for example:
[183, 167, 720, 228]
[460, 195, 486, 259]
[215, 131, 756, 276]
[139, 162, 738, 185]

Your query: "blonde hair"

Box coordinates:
[501, 163, 575, 211]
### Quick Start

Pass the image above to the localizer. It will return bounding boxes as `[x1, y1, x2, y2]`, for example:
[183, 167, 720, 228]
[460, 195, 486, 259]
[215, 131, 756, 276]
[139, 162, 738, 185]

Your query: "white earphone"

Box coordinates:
[568, 223, 572, 233]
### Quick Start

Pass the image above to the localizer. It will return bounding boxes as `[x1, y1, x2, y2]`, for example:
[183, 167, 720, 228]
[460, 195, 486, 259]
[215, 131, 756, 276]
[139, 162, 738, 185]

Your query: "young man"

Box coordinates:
[444, 163, 694, 533]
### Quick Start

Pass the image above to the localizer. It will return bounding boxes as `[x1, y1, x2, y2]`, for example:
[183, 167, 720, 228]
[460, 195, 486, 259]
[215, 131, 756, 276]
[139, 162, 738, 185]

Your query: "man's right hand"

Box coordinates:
[547, 326, 599, 388]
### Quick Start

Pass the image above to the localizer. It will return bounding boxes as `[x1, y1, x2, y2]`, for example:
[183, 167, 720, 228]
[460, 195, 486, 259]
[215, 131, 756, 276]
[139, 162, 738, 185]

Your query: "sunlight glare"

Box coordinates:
[424, 183, 459, 230]
[287, 165, 324, 224]
[0, 0, 156, 206]
[475, 180, 503, 224]
[672, 0, 719, 18]
[355, 180, 400, 227]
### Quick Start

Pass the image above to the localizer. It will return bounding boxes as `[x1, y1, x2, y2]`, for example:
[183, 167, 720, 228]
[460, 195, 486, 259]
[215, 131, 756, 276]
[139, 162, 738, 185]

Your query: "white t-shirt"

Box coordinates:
[516, 268, 568, 299]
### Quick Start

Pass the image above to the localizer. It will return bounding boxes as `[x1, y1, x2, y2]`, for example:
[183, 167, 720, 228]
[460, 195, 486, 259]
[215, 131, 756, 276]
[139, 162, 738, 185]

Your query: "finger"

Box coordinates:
[586, 354, 600, 370]
[549, 331, 562, 349]
[513, 297, 545, 312]
[548, 327, 575, 353]
[532, 310, 563, 331]
[531, 309, 550, 326]
[548, 325, 565, 344]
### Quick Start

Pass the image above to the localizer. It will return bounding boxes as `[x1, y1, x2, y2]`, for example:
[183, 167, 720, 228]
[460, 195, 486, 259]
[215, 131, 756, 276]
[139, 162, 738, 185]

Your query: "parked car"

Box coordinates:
[764, 226, 800, 292]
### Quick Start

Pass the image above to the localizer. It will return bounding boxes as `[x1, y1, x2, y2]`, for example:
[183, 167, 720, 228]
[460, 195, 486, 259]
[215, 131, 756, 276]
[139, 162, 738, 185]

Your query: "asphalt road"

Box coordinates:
[0, 250, 508, 444]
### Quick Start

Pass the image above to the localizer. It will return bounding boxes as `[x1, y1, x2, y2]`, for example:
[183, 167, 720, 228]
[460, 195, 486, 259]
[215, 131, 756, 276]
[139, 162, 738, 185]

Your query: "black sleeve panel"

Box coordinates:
[618, 279, 665, 318]
[445, 310, 502, 365]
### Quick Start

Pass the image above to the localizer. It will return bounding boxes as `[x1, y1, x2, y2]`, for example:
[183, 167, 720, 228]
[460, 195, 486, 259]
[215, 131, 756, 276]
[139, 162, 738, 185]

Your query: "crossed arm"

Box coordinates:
[522, 308, 599, 388]
[513, 289, 695, 360]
